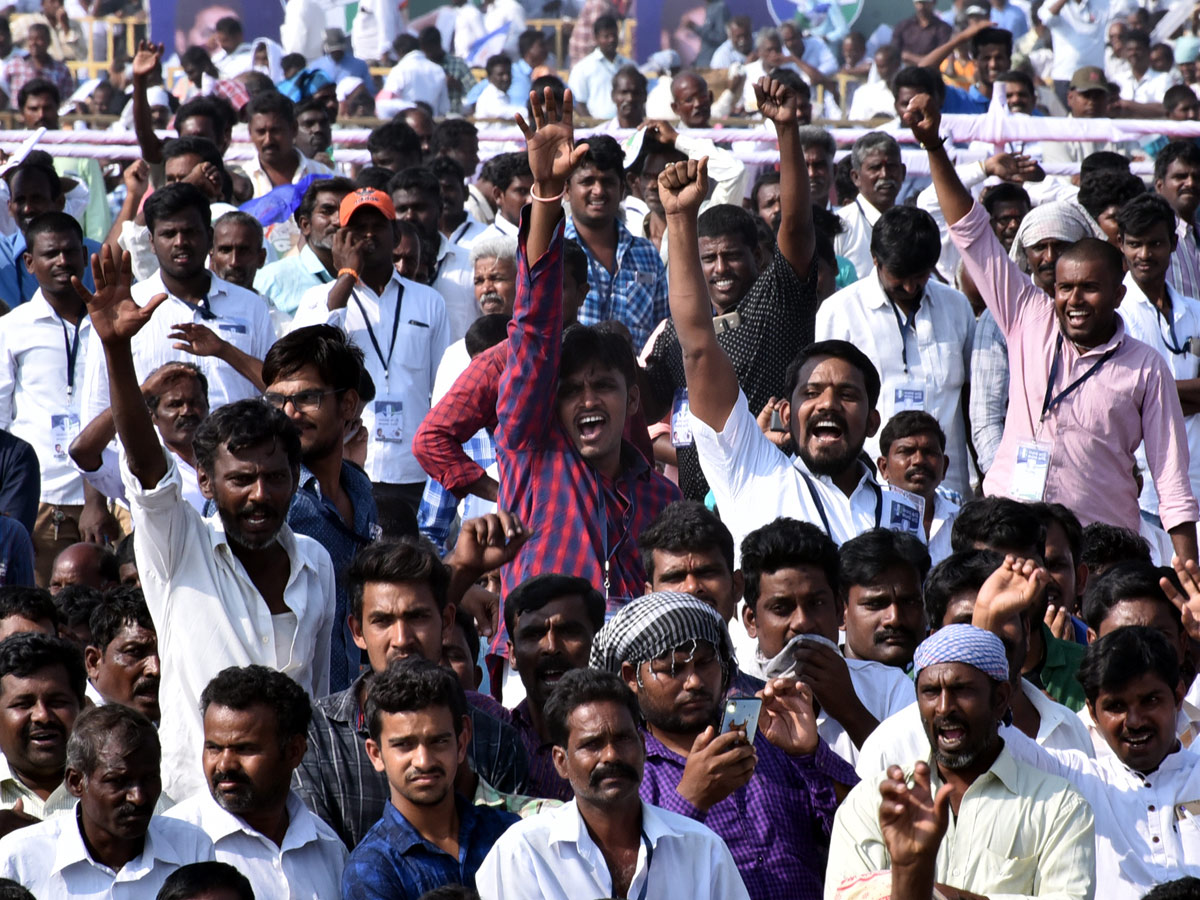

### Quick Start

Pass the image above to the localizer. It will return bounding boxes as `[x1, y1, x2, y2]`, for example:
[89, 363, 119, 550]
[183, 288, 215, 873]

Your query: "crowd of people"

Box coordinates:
[3, 0, 1200, 897]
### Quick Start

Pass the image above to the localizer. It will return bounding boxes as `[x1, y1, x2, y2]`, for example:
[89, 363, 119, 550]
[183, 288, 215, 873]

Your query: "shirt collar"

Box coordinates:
[384, 793, 477, 855]
[53, 809, 190, 876]
[323, 674, 370, 724]
[299, 244, 332, 277]
[1122, 272, 1188, 319]
[203, 509, 317, 585]
[855, 196, 884, 226]
[793, 456, 878, 496]
[931, 741, 1022, 795]
[863, 267, 928, 312]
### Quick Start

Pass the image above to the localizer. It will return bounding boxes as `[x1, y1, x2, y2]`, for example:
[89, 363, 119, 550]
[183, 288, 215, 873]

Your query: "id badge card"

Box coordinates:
[881, 485, 925, 538]
[670, 387, 694, 448]
[373, 400, 404, 443]
[893, 382, 926, 413]
[51, 413, 80, 460]
[1011, 441, 1052, 501]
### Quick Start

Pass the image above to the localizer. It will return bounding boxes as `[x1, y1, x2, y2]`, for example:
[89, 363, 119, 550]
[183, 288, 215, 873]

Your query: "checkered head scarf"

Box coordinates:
[589, 592, 735, 686]
[913, 624, 1010, 682]
[1008, 200, 1107, 274]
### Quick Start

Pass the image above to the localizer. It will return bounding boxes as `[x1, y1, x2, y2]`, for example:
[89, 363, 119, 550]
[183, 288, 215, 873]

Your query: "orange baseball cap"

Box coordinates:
[339, 188, 396, 226]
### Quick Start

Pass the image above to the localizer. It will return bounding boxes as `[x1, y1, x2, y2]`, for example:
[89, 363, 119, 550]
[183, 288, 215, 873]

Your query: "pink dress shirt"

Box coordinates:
[950, 201, 1198, 532]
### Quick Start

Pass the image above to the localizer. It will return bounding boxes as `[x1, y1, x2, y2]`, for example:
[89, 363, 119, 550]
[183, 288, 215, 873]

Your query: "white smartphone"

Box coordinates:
[719, 697, 763, 744]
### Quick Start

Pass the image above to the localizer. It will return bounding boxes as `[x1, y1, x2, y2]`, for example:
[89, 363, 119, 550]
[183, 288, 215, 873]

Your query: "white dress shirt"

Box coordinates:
[382, 51, 450, 117]
[1118, 275, 1200, 517]
[79, 271, 274, 426]
[691, 391, 924, 556]
[452, 2, 485, 59]
[0, 811, 214, 898]
[166, 791, 346, 900]
[709, 38, 747, 69]
[847, 79, 895, 120]
[473, 82, 526, 120]
[447, 215, 489, 249]
[291, 270, 450, 485]
[475, 799, 751, 900]
[1038, 0, 1116, 81]
[1006, 728, 1200, 900]
[854, 681, 1096, 780]
[0, 290, 91, 505]
[834, 197, 885, 280]
[123, 451, 335, 803]
[817, 657, 915, 765]
[1113, 66, 1178, 104]
[74, 441, 205, 522]
[434, 234, 481, 344]
[927, 490, 960, 565]
[566, 48, 635, 120]
[476, 214, 518, 245]
[816, 272, 976, 497]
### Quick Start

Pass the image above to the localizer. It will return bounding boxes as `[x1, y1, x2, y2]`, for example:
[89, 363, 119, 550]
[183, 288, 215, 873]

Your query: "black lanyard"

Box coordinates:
[799, 470, 882, 537]
[1040, 333, 1119, 422]
[352, 283, 405, 376]
[57, 312, 83, 397]
[887, 299, 918, 373]
[1155, 301, 1189, 355]
[597, 478, 636, 599]
[182, 294, 215, 320]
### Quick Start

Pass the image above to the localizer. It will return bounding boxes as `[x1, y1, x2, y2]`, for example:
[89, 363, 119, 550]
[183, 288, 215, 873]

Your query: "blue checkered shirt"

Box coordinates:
[564, 217, 670, 350]
[417, 429, 496, 554]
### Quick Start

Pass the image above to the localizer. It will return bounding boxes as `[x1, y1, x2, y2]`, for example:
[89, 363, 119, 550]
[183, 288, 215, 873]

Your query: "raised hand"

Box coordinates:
[132, 40, 163, 82]
[753, 76, 798, 126]
[515, 87, 589, 193]
[73, 245, 167, 345]
[448, 510, 530, 578]
[183, 161, 223, 201]
[902, 92, 942, 148]
[658, 157, 710, 219]
[758, 678, 819, 756]
[645, 119, 679, 145]
[879, 762, 952, 869]
[1162, 557, 1200, 642]
[169, 322, 227, 358]
[122, 159, 150, 198]
[972, 555, 1050, 633]
[757, 397, 791, 450]
[331, 227, 368, 277]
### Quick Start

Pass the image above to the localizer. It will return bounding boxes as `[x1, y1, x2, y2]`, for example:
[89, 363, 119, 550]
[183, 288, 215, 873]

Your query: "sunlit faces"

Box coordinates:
[85, 622, 160, 722]
[648, 546, 742, 624]
[551, 699, 644, 806]
[843, 566, 927, 668]
[350, 581, 454, 673]
[366, 705, 468, 808]
[877, 430, 948, 500]
[1090, 671, 1182, 773]
[509, 595, 596, 707]
[699, 233, 759, 313]
[850, 149, 904, 211]
[1120, 222, 1178, 288]
[567, 165, 623, 230]
[916, 661, 1009, 771]
[1156, 158, 1200, 223]
[1053, 253, 1125, 348]
[555, 361, 638, 473]
[0, 664, 80, 786]
[472, 255, 517, 316]
[196, 441, 296, 552]
[623, 640, 724, 735]
[786, 354, 880, 479]
[743, 564, 840, 658]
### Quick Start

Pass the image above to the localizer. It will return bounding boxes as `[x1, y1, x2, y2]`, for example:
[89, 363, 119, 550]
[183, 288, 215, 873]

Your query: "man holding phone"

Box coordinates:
[590, 591, 858, 900]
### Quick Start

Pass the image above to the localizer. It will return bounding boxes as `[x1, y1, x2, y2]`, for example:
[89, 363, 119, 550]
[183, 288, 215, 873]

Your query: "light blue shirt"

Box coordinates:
[311, 52, 372, 85]
[254, 244, 333, 315]
[0, 231, 100, 308]
[989, 2, 1030, 40]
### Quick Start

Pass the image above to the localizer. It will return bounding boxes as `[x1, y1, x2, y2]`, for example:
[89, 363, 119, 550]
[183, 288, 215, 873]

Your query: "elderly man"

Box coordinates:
[836, 132, 906, 279]
[417, 234, 517, 551]
[476, 668, 750, 900]
[0, 704, 214, 894]
[592, 591, 857, 900]
[970, 200, 1116, 474]
[825, 624, 1096, 900]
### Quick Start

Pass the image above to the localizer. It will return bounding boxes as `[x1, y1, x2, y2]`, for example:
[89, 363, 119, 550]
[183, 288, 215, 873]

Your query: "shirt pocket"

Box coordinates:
[930, 339, 967, 392]
[974, 847, 1039, 894]
[393, 323, 431, 375]
[1176, 806, 1200, 859]
[213, 317, 254, 353]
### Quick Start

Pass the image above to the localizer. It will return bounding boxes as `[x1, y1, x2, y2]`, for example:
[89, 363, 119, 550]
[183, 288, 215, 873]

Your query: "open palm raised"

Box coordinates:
[515, 87, 590, 190]
[73, 245, 168, 345]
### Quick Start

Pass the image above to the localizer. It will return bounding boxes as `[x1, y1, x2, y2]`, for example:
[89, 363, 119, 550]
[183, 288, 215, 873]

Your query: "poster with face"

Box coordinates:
[151, 0, 285, 60]
[635, 0, 865, 66]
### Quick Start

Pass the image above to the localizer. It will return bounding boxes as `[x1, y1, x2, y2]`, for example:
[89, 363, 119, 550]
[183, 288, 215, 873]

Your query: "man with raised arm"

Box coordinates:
[496, 89, 679, 608]
[661, 158, 920, 551]
[76, 246, 335, 804]
[905, 93, 1199, 562]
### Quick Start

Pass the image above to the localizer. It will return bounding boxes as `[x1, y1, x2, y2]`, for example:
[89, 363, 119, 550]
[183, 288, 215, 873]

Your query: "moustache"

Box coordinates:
[239, 503, 279, 520]
[932, 715, 968, 733]
[480, 291, 504, 306]
[406, 766, 445, 782]
[589, 762, 639, 787]
[806, 412, 849, 436]
[212, 769, 251, 788]
[874, 178, 898, 192]
[115, 802, 152, 819]
[24, 723, 64, 743]
[133, 675, 160, 696]
[904, 464, 934, 481]
[535, 655, 571, 679]
[873, 627, 914, 645]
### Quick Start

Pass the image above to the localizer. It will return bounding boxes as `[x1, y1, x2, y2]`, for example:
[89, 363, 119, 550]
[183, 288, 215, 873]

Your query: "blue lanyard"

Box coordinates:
[598, 478, 636, 600]
[634, 830, 653, 900]
[352, 284, 405, 376]
[1040, 334, 1118, 422]
[57, 311, 83, 397]
[887, 299, 919, 373]
[1155, 301, 1189, 355]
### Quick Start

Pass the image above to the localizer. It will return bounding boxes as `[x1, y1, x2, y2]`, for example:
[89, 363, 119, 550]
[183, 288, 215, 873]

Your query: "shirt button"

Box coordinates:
[1150, 805, 1156, 812]
[1153, 836, 1161, 843]
[756, 856, 764, 864]
[262, 636, 269, 644]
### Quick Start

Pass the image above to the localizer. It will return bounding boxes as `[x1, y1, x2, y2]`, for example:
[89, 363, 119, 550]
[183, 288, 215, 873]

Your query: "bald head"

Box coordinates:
[50, 543, 117, 595]
[670, 71, 712, 128]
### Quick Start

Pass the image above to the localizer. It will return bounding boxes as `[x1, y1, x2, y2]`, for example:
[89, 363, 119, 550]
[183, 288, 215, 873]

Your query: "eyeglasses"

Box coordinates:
[262, 389, 340, 412]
